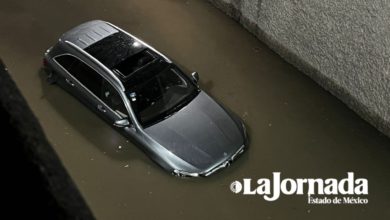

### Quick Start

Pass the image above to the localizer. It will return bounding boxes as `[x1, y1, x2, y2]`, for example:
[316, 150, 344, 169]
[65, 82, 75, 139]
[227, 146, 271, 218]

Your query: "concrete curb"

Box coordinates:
[208, 0, 390, 138]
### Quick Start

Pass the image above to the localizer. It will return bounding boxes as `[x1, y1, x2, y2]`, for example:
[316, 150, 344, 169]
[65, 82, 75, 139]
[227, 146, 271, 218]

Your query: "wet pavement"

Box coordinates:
[1, 0, 390, 219]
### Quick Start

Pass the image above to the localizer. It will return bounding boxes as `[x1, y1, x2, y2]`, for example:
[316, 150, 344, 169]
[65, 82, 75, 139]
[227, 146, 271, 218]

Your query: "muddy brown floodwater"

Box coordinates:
[1, 0, 390, 219]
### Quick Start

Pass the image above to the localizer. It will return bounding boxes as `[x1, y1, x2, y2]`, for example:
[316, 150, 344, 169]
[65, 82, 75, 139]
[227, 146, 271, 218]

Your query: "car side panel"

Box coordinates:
[51, 55, 121, 125]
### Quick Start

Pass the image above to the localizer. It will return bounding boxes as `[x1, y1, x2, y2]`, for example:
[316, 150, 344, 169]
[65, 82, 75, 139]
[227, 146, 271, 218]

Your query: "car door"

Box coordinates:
[54, 54, 124, 123]
[53, 54, 87, 101]
[99, 78, 130, 123]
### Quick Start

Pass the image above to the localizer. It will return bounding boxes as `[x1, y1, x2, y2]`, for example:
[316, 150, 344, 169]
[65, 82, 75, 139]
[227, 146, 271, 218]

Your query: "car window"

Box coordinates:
[55, 54, 129, 119]
[125, 64, 198, 127]
[55, 55, 102, 97]
[101, 80, 128, 118]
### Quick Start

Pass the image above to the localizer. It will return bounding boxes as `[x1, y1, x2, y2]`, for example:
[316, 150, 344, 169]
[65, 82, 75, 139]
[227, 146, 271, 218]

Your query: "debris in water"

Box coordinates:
[242, 111, 249, 121]
[124, 164, 129, 168]
[268, 123, 272, 127]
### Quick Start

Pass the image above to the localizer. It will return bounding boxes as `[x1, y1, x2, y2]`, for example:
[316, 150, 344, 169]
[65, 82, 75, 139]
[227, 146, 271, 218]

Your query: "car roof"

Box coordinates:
[60, 20, 119, 49]
[57, 20, 172, 87]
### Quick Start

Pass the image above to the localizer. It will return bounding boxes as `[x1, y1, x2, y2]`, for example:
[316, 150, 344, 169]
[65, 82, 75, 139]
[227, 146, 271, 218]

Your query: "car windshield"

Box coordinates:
[125, 62, 199, 127]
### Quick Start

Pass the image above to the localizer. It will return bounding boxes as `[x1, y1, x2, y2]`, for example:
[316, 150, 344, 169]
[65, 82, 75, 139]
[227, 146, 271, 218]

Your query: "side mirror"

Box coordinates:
[114, 119, 130, 128]
[191, 72, 199, 84]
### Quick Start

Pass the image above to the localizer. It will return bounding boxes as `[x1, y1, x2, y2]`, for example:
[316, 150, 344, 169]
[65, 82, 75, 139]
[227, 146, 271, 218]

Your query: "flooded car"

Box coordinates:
[43, 20, 248, 177]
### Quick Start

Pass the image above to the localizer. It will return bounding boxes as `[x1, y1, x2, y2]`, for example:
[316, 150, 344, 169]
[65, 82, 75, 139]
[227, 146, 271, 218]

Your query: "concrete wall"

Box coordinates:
[0, 59, 95, 219]
[209, 0, 390, 137]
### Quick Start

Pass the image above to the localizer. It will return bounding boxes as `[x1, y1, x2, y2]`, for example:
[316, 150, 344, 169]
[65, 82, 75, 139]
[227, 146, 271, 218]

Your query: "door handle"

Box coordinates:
[97, 104, 106, 113]
[65, 78, 75, 87]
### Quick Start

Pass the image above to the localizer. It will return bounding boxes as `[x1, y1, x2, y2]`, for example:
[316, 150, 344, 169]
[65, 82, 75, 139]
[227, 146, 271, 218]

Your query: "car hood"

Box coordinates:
[144, 91, 244, 171]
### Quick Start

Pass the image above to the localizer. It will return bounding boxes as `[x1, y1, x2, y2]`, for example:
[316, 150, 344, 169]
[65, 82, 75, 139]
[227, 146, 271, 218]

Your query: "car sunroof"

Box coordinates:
[85, 32, 145, 69]
[112, 49, 157, 78]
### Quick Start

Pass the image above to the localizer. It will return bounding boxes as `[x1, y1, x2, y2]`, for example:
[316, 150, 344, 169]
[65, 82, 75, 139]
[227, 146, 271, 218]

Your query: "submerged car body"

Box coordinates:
[43, 20, 247, 177]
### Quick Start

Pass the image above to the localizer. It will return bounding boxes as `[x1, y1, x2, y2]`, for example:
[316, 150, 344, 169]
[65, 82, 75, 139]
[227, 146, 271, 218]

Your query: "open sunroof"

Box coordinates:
[112, 49, 157, 78]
